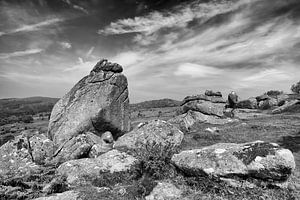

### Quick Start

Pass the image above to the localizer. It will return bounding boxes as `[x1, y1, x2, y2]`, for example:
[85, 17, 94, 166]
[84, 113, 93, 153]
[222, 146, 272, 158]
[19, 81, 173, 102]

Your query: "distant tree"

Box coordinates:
[291, 81, 300, 94]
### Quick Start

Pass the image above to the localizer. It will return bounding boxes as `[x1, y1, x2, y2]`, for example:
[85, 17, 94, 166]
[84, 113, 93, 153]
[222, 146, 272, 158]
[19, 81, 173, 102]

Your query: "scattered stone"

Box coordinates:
[272, 100, 300, 114]
[114, 119, 184, 151]
[48, 59, 130, 149]
[172, 141, 295, 186]
[89, 131, 114, 158]
[236, 98, 258, 109]
[57, 150, 138, 186]
[145, 181, 182, 200]
[205, 90, 222, 97]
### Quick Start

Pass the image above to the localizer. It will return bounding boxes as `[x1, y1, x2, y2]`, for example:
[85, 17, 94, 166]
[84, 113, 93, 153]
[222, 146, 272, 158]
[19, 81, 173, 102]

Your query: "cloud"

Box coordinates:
[62, 0, 89, 14]
[59, 42, 72, 49]
[0, 49, 43, 59]
[86, 46, 95, 57]
[174, 63, 223, 78]
[242, 69, 290, 82]
[0, 18, 63, 37]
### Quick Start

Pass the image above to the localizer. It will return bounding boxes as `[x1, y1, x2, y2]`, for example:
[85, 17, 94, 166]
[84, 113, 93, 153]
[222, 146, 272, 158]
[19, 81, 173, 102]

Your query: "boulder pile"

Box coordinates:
[168, 90, 236, 131]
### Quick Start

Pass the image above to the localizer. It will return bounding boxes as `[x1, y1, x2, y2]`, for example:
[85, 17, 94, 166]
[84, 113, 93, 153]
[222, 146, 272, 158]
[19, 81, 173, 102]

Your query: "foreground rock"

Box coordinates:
[48, 59, 130, 148]
[145, 181, 183, 200]
[172, 141, 295, 186]
[114, 119, 184, 151]
[236, 98, 258, 109]
[0, 131, 55, 178]
[57, 150, 138, 186]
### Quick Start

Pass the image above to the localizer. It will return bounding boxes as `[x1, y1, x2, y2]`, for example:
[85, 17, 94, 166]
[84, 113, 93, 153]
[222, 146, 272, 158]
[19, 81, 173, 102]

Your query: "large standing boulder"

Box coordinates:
[48, 59, 130, 149]
[57, 150, 138, 186]
[172, 141, 295, 186]
[114, 119, 184, 151]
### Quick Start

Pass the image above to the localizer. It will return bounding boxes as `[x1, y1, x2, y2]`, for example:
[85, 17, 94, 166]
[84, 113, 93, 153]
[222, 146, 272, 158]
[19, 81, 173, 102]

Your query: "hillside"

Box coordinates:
[130, 98, 181, 111]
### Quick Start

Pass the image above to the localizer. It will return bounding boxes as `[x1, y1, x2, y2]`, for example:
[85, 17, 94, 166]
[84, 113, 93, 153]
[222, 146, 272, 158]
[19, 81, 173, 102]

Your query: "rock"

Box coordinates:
[168, 110, 237, 131]
[57, 150, 138, 186]
[48, 59, 130, 148]
[145, 181, 182, 200]
[182, 100, 225, 117]
[0, 134, 40, 178]
[89, 131, 114, 158]
[205, 90, 222, 97]
[34, 190, 79, 200]
[51, 132, 101, 163]
[256, 94, 270, 102]
[181, 94, 226, 105]
[114, 119, 184, 151]
[29, 134, 55, 164]
[205, 127, 220, 133]
[172, 141, 295, 186]
[258, 98, 277, 110]
[272, 100, 300, 114]
[236, 98, 258, 109]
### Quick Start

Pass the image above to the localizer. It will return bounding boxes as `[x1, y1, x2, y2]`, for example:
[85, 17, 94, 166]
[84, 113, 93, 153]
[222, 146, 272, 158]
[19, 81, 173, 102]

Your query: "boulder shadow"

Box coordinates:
[277, 131, 300, 153]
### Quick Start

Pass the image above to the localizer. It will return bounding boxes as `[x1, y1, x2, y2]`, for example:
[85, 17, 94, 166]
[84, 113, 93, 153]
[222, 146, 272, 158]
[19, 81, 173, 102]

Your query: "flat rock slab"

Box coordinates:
[114, 119, 184, 151]
[172, 141, 295, 182]
[57, 150, 138, 186]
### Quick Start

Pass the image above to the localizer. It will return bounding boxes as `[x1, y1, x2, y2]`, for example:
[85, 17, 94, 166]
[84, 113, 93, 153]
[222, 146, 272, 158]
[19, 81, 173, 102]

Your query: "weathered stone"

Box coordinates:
[34, 190, 79, 200]
[181, 94, 226, 105]
[0, 134, 40, 178]
[168, 110, 237, 131]
[272, 100, 300, 114]
[182, 101, 225, 117]
[258, 98, 277, 110]
[236, 98, 258, 109]
[256, 94, 270, 102]
[29, 134, 55, 164]
[205, 90, 222, 97]
[172, 141, 295, 185]
[145, 181, 183, 200]
[48, 59, 130, 149]
[114, 119, 184, 151]
[89, 131, 114, 158]
[57, 150, 138, 186]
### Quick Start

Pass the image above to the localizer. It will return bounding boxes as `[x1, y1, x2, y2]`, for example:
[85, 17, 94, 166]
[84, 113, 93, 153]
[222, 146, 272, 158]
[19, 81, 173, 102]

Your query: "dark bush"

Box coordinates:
[291, 81, 300, 94]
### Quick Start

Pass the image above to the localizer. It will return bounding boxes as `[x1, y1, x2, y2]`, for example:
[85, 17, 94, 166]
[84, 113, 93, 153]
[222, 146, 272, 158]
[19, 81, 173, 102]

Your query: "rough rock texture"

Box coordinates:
[0, 134, 41, 178]
[114, 119, 184, 151]
[205, 90, 222, 97]
[57, 150, 138, 186]
[182, 100, 225, 117]
[258, 97, 277, 110]
[89, 131, 114, 158]
[34, 190, 80, 200]
[51, 132, 103, 163]
[172, 141, 295, 186]
[236, 98, 258, 109]
[277, 94, 290, 106]
[48, 59, 130, 148]
[145, 181, 183, 200]
[256, 94, 270, 102]
[272, 100, 300, 114]
[168, 110, 237, 131]
[181, 94, 226, 105]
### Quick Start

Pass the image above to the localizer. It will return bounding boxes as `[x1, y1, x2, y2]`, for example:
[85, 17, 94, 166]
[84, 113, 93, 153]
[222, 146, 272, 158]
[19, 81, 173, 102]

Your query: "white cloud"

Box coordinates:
[110, 51, 142, 68]
[86, 46, 95, 57]
[0, 49, 43, 59]
[174, 63, 223, 78]
[62, 0, 89, 14]
[0, 18, 63, 36]
[59, 42, 72, 49]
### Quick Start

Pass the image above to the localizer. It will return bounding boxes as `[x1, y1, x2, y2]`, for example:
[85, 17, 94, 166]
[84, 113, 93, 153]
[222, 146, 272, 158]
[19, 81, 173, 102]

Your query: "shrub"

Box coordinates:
[265, 90, 283, 97]
[291, 81, 300, 94]
[131, 141, 179, 180]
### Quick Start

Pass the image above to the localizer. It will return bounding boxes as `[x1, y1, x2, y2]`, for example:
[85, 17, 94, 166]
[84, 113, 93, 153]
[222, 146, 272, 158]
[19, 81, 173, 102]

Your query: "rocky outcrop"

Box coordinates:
[57, 150, 138, 186]
[89, 131, 114, 158]
[258, 97, 277, 110]
[172, 141, 295, 187]
[236, 98, 258, 109]
[182, 101, 225, 117]
[145, 181, 183, 200]
[272, 100, 300, 114]
[47, 59, 130, 159]
[181, 94, 226, 105]
[168, 110, 237, 131]
[114, 119, 184, 151]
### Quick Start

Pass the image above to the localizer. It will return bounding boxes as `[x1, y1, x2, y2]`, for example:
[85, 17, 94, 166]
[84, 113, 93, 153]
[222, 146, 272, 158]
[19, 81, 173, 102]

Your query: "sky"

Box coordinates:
[0, 0, 300, 103]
